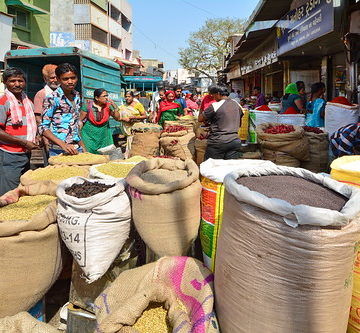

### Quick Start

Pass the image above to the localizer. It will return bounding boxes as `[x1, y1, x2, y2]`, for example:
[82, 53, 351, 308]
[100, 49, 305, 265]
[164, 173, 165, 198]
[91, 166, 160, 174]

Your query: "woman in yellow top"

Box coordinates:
[119, 91, 147, 156]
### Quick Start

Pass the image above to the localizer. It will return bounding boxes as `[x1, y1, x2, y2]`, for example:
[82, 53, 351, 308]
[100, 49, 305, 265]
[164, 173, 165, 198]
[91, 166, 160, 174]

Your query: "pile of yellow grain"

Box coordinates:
[29, 166, 87, 181]
[125, 156, 147, 163]
[132, 303, 171, 333]
[1, 195, 56, 221]
[50, 152, 106, 165]
[96, 162, 137, 178]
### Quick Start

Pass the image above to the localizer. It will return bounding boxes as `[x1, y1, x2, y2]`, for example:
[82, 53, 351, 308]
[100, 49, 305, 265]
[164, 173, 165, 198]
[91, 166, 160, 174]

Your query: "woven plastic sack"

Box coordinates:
[238, 108, 249, 140]
[325, 102, 359, 137]
[0, 182, 62, 317]
[248, 110, 277, 143]
[300, 131, 329, 173]
[126, 158, 201, 257]
[20, 164, 89, 186]
[94, 256, 219, 333]
[276, 114, 306, 126]
[57, 177, 131, 283]
[331, 155, 360, 188]
[215, 166, 360, 333]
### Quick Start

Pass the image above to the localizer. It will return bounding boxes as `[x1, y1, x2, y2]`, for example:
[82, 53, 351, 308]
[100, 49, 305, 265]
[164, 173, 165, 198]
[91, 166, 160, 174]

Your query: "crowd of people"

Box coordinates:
[0, 62, 358, 196]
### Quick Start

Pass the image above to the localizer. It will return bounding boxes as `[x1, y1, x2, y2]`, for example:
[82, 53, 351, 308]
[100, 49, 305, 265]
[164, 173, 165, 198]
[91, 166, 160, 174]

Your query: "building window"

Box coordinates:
[125, 49, 131, 60]
[121, 14, 131, 31]
[110, 4, 121, 22]
[110, 34, 121, 50]
[91, 25, 108, 45]
[8, 7, 29, 29]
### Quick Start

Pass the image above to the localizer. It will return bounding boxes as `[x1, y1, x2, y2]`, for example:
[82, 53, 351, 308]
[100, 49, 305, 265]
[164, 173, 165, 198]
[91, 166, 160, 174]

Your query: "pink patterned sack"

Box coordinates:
[94, 256, 218, 332]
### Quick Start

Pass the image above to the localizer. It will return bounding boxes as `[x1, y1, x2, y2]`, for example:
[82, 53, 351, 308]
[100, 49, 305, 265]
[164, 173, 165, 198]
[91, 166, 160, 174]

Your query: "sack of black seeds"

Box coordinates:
[215, 165, 360, 333]
[57, 177, 131, 283]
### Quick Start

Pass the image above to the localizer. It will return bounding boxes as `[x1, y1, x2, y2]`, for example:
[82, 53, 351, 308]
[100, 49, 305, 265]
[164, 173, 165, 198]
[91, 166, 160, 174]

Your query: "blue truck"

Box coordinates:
[4, 46, 126, 134]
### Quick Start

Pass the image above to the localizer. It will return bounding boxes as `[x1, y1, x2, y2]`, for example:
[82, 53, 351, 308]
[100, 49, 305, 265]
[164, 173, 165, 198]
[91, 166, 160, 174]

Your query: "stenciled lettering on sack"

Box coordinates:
[57, 212, 81, 225]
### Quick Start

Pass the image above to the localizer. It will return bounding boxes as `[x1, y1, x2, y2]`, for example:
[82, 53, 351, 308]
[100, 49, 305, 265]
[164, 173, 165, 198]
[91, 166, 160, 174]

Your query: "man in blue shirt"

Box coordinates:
[174, 85, 189, 114]
[330, 123, 360, 157]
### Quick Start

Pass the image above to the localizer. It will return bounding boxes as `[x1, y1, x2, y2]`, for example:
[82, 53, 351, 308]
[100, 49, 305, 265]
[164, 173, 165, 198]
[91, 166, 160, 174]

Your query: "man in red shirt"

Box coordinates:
[0, 67, 38, 195]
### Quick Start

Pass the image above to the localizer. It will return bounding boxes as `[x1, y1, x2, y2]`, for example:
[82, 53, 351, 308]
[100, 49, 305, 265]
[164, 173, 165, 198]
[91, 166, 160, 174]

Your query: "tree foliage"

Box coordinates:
[179, 18, 246, 81]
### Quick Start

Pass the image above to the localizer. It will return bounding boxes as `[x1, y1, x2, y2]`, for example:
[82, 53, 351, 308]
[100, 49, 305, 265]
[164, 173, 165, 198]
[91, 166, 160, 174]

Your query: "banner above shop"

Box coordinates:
[276, 0, 334, 55]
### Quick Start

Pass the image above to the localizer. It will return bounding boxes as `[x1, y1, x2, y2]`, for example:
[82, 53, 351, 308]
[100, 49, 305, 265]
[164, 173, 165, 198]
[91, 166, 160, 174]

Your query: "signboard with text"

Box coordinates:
[276, 0, 334, 55]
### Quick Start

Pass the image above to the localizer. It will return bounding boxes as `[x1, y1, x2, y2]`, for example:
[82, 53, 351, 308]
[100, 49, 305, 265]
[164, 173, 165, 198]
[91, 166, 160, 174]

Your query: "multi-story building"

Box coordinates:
[50, 0, 133, 60]
[0, 0, 50, 49]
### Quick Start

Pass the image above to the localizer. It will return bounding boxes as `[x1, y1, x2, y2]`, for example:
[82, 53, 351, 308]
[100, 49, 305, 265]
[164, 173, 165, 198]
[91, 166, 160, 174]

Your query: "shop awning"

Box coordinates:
[5, 0, 49, 14]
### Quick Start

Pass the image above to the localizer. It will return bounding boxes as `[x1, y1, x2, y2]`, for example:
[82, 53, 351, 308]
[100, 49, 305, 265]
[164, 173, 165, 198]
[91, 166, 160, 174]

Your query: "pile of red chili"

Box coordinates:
[255, 105, 272, 111]
[303, 126, 324, 134]
[264, 124, 295, 134]
[162, 125, 188, 133]
[330, 96, 353, 106]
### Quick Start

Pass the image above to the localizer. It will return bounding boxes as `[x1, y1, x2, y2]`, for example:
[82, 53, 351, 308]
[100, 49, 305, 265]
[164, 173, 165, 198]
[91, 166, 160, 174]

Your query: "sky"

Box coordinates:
[128, 0, 259, 70]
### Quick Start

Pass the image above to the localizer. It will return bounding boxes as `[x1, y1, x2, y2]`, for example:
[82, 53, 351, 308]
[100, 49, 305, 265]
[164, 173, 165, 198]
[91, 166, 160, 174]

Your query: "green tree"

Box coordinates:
[179, 18, 246, 82]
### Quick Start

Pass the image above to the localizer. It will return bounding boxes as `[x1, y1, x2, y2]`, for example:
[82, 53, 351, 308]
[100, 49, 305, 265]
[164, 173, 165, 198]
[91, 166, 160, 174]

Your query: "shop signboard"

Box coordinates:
[277, 0, 334, 55]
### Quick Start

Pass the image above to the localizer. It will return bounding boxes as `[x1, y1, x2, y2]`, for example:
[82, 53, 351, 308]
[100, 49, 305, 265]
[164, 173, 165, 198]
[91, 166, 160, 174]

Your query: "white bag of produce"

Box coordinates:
[276, 114, 305, 126]
[56, 177, 131, 283]
[325, 102, 359, 137]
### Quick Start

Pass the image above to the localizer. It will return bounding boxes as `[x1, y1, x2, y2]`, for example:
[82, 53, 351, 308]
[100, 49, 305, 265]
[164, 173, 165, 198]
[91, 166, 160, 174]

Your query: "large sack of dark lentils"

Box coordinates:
[159, 127, 196, 160]
[126, 158, 201, 257]
[0, 182, 62, 317]
[256, 122, 309, 167]
[300, 127, 329, 173]
[94, 256, 219, 333]
[57, 177, 131, 283]
[215, 165, 360, 333]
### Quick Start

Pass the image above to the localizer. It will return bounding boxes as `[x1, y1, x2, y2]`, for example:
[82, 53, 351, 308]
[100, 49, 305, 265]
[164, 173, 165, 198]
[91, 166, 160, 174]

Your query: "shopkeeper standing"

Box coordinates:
[198, 85, 243, 160]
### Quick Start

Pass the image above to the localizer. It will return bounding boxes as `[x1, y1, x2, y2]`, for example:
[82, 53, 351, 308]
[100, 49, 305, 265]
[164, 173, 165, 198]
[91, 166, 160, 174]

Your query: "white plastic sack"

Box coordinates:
[249, 110, 277, 126]
[276, 114, 305, 126]
[200, 158, 275, 183]
[56, 177, 131, 283]
[325, 102, 359, 137]
[224, 165, 360, 228]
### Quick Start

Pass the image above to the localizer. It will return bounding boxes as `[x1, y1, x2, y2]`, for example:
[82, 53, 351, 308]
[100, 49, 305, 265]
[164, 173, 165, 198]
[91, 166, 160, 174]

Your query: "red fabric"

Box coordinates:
[255, 105, 272, 111]
[155, 91, 180, 123]
[87, 102, 111, 126]
[200, 95, 215, 111]
[330, 96, 353, 106]
[283, 107, 299, 114]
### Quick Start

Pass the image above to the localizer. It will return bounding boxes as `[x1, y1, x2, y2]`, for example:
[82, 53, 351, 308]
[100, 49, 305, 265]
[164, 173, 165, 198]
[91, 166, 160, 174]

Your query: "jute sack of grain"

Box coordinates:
[0, 182, 62, 317]
[48, 152, 109, 166]
[164, 119, 196, 132]
[94, 256, 219, 333]
[300, 131, 329, 173]
[256, 122, 309, 165]
[195, 139, 207, 165]
[126, 158, 201, 257]
[0, 312, 58, 333]
[215, 165, 360, 333]
[57, 177, 131, 283]
[160, 130, 196, 160]
[130, 132, 160, 158]
[199, 158, 275, 271]
[20, 164, 89, 186]
[261, 148, 301, 167]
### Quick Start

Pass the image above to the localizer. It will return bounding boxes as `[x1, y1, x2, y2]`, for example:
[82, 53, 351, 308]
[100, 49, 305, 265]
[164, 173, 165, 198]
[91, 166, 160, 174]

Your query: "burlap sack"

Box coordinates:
[301, 132, 329, 173]
[159, 130, 196, 160]
[262, 148, 300, 167]
[0, 312, 58, 333]
[256, 122, 309, 162]
[215, 166, 360, 333]
[20, 164, 89, 186]
[0, 182, 62, 317]
[130, 132, 160, 158]
[94, 256, 218, 333]
[195, 139, 207, 165]
[164, 120, 196, 132]
[48, 152, 109, 166]
[126, 159, 201, 257]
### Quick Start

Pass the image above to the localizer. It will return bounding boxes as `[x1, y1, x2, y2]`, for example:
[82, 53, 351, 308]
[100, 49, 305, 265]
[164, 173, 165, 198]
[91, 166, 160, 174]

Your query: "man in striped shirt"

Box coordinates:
[330, 122, 360, 157]
[0, 68, 38, 195]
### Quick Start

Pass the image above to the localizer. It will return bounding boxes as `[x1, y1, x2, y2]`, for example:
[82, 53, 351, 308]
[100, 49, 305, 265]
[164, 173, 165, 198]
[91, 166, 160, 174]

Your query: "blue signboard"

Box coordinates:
[276, 0, 334, 55]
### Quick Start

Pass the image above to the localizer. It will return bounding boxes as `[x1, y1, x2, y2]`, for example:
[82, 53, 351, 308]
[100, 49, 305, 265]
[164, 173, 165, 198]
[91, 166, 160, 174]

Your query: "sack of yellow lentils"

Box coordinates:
[0, 182, 62, 317]
[48, 152, 109, 166]
[20, 165, 89, 186]
[94, 256, 219, 333]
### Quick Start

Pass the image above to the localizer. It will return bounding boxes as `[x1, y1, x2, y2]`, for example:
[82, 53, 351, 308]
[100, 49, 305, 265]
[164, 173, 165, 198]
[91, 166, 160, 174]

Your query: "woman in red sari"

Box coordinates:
[156, 90, 184, 127]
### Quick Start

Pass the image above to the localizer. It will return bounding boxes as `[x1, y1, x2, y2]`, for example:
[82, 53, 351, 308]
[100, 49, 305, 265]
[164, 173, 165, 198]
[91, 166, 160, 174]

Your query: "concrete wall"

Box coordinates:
[0, 13, 13, 61]
[51, 0, 74, 33]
